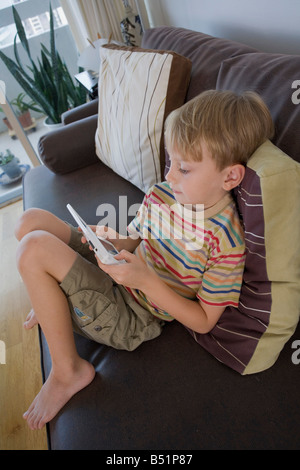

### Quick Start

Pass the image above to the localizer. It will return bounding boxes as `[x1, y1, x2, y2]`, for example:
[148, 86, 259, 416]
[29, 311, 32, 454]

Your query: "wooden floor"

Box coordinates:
[0, 200, 48, 450]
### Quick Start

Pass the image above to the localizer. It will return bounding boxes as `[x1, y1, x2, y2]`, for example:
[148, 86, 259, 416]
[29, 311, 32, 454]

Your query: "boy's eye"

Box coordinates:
[179, 167, 189, 174]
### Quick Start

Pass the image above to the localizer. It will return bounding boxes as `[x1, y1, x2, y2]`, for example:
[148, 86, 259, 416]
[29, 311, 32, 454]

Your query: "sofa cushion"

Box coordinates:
[142, 26, 258, 101]
[216, 52, 300, 163]
[39, 114, 99, 174]
[95, 44, 192, 193]
[187, 140, 300, 374]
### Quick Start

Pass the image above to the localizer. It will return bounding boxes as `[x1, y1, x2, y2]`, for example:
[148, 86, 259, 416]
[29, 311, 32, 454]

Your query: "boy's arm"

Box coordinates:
[99, 250, 225, 334]
[142, 269, 225, 334]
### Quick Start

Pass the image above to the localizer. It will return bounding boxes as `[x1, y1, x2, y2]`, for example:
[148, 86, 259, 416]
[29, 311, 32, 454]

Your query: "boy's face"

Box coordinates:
[165, 143, 230, 209]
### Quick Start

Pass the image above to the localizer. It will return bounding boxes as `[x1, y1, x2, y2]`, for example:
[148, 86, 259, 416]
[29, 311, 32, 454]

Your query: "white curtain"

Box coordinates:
[61, 0, 150, 52]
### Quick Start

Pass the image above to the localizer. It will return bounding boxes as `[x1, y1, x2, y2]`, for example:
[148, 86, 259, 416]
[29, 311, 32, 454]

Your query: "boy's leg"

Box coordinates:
[15, 208, 74, 329]
[15, 207, 72, 244]
[16, 229, 95, 430]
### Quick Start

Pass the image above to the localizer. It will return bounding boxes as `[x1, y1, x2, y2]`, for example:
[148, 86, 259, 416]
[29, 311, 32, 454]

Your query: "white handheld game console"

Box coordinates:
[67, 204, 125, 265]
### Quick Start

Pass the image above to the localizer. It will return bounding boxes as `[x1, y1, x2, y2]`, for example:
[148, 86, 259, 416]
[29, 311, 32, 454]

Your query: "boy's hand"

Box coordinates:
[78, 225, 96, 248]
[96, 250, 152, 290]
[79, 225, 130, 252]
[96, 225, 127, 252]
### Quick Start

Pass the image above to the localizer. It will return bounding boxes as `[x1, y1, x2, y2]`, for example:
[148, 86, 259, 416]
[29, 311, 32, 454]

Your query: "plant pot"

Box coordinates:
[0, 156, 22, 179]
[18, 110, 33, 128]
[43, 116, 63, 131]
[3, 111, 33, 130]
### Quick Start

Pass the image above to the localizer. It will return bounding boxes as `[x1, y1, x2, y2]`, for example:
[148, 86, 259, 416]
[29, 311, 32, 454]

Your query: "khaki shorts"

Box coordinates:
[60, 225, 163, 351]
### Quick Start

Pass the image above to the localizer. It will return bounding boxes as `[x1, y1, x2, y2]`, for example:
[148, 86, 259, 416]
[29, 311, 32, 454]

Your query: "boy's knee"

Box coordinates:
[16, 230, 48, 273]
[15, 208, 44, 241]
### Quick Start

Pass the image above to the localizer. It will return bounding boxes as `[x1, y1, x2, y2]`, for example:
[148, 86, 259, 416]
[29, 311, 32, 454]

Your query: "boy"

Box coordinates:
[15, 90, 274, 430]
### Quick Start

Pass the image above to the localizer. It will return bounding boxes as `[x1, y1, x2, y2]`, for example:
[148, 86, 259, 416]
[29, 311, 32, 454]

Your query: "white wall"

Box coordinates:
[145, 0, 300, 55]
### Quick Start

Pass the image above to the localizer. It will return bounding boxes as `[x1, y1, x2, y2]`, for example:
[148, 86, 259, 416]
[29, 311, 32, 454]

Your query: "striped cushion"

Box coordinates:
[95, 44, 191, 192]
[187, 140, 300, 374]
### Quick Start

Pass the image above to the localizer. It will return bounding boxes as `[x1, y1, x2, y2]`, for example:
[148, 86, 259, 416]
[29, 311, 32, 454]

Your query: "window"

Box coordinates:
[0, 2, 67, 49]
[1, 0, 27, 8]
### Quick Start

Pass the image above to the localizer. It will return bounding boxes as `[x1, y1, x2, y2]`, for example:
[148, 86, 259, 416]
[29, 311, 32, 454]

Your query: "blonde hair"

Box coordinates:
[164, 90, 274, 170]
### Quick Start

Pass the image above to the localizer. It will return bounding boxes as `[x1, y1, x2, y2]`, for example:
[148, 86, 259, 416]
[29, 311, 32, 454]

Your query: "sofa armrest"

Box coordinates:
[62, 99, 99, 125]
[38, 114, 99, 174]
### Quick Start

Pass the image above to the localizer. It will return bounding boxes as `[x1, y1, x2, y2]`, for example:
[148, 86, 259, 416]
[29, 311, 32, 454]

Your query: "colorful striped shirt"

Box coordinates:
[126, 182, 245, 320]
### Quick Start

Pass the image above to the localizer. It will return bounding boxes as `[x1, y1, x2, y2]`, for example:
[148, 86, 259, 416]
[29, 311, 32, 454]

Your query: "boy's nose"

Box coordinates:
[166, 165, 175, 184]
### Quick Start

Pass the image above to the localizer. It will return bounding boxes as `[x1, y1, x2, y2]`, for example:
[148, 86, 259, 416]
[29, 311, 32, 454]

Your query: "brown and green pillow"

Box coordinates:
[187, 140, 300, 374]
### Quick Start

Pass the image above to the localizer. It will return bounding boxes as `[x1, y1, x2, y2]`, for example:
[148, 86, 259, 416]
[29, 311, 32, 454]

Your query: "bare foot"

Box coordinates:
[24, 309, 38, 329]
[23, 359, 95, 429]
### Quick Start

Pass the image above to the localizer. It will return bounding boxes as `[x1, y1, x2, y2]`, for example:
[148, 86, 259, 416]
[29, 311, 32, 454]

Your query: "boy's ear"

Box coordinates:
[222, 164, 245, 191]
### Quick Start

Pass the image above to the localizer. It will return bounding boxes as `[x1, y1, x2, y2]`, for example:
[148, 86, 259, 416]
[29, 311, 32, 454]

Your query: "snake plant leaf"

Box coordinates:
[12, 6, 32, 61]
[13, 34, 36, 86]
[40, 43, 51, 57]
[49, 4, 59, 84]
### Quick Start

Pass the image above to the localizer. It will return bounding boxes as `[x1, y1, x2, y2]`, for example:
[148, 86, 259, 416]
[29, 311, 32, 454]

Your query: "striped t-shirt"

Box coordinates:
[126, 182, 245, 320]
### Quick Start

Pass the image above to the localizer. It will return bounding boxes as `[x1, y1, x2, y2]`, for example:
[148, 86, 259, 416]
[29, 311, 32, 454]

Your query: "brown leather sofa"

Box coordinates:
[23, 27, 300, 450]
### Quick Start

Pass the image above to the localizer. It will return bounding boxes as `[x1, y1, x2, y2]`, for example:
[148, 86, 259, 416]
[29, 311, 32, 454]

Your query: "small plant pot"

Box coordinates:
[3, 111, 33, 131]
[18, 110, 33, 128]
[0, 156, 22, 179]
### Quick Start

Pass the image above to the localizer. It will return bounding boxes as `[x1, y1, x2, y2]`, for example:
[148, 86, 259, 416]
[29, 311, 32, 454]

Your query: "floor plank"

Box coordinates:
[0, 200, 47, 450]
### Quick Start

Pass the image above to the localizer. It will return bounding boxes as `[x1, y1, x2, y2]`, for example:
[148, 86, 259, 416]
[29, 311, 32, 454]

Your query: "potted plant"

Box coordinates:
[0, 149, 22, 179]
[11, 92, 42, 127]
[0, 4, 86, 125]
[0, 92, 42, 131]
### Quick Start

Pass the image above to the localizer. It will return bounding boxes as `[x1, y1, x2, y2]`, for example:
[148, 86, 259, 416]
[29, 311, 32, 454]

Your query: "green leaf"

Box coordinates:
[13, 34, 34, 85]
[49, 5, 60, 92]
[12, 6, 32, 60]
[40, 43, 51, 58]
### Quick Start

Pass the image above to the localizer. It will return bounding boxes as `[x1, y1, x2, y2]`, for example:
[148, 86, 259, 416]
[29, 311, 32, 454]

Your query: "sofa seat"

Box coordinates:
[39, 318, 300, 450]
[24, 161, 144, 227]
